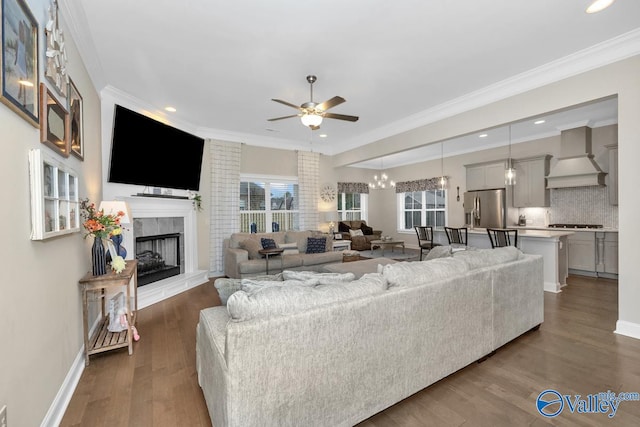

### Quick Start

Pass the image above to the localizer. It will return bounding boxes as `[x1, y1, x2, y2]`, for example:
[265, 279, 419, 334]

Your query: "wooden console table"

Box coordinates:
[78, 260, 138, 366]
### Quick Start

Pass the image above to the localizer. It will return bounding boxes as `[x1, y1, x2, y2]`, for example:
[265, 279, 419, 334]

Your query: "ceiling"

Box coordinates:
[62, 0, 639, 166]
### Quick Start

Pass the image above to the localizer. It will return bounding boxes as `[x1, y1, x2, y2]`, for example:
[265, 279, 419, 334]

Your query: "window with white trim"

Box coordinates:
[398, 189, 447, 230]
[240, 176, 299, 232]
[337, 192, 368, 221]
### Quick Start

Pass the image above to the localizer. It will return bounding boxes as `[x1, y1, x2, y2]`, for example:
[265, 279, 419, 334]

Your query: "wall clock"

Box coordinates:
[320, 185, 336, 202]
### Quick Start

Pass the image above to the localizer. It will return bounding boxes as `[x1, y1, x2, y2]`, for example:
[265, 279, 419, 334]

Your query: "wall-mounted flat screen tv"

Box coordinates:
[108, 105, 205, 191]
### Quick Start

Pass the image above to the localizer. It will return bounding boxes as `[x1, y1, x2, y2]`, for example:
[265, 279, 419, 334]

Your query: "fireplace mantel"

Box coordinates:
[119, 196, 208, 308]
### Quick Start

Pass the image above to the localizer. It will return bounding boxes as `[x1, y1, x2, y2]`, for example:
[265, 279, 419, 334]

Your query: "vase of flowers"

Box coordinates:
[81, 199, 128, 276]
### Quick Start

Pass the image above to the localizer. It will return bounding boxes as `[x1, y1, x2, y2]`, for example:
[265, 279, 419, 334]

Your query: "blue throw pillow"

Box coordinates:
[306, 237, 327, 254]
[261, 238, 277, 250]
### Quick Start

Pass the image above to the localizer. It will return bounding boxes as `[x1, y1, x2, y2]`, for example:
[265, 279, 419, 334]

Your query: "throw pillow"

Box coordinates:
[306, 237, 327, 254]
[360, 224, 373, 235]
[239, 239, 262, 260]
[261, 237, 277, 250]
[349, 228, 364, 237]
[338, 221, 351, 233]
[277, 242, 299, 255]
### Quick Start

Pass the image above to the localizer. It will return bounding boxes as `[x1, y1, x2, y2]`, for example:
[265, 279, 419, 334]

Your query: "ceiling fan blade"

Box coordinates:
[316, 96, 345, 111]
[267, 114, 300, 121]
[323, 112, 359, 122]
[271, 99, 302, 110]
[309, 125, 320, 131]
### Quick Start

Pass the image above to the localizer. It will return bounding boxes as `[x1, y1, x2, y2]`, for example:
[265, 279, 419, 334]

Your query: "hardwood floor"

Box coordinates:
[60, 275, 640, 426]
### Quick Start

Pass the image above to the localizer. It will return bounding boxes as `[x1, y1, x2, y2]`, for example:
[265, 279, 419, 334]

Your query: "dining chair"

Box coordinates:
[444, 227, 468, 247]
[486, 228, 518, 248]
[414, 226, 441, 261]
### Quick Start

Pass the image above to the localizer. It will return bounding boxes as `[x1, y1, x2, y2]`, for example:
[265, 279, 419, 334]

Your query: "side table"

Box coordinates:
[78, 260, 138, 366]
[258, 248, 284, 275]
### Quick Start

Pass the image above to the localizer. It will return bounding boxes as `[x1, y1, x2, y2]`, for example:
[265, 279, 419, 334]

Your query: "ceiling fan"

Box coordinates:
[268, 75, 359, 130]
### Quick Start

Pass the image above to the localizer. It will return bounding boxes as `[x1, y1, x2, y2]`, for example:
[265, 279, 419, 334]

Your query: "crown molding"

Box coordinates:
[335, 28, 640, 153]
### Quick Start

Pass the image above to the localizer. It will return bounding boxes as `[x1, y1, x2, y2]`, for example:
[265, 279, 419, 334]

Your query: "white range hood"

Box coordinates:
[546, 126, 606, 189]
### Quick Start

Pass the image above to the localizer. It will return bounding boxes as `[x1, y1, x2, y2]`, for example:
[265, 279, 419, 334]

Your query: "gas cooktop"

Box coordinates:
[548, 224, 603, 229]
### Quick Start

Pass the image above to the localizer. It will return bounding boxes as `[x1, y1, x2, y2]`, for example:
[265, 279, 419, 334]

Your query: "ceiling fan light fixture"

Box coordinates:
[301, 113, 323, 128]
[586, 0, 615, 13]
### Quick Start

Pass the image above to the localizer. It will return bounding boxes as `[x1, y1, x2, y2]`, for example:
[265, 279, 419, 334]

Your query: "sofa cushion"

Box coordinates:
[261, 237, 277, 250]
[239, 239, 262, 260]
[360, 224, 374, 235]
[278, 242, 299, 255]
[240, 278, 319, 294]
[338, 221, 351, 233]
[227, 274, 388, 321]
[306, 237, 327, 254]
[349, 229, 364, 237]
[282, 270, 356, 285]
[425, 245, 453, 260]
[453, 247, 521, 270]
[285, 231, 313, 253]
[383, 257, 469, 288]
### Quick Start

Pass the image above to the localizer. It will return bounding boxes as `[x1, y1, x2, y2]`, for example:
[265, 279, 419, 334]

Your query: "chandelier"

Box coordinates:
[369, 159, 395, 189]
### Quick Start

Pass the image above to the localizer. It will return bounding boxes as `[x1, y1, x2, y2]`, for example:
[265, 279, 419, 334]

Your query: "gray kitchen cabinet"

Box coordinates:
[567, 232, 596, 272]
[596, 232, 618, 275]
[465, 161, 506, 191]
[512, 155, 551, 207]
[606, 145, 618, 206]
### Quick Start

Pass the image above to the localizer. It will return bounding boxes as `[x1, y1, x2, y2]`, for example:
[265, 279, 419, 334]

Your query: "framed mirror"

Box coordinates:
[39, 83, 69, 157]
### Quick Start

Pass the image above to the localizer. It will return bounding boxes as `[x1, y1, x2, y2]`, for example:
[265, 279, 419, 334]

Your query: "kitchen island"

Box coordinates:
[433, 228, 574, 293]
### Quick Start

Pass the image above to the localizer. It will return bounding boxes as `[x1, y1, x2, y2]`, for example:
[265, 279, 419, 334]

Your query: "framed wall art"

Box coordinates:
[40, 83, 70, 157]
[68, 78, 83, 160]
[0, 0, 39, 127]
[44, 0, 68, 97]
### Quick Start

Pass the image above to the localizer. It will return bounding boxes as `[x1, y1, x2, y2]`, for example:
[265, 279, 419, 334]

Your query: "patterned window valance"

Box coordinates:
[395, 177, 448, 193]
[337, 182, 370, 194]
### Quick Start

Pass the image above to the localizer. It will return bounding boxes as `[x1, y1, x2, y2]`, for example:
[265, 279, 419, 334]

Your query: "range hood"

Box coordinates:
[546, 126, 606, 189]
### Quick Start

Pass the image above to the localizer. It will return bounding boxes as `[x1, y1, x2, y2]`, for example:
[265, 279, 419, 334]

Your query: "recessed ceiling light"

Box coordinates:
[479, 134, 488, 138]
[319, 134, 328, 138]
[534, 120, 546, 125]
[586, 0, 615, 13]
[164, 106, 176, 112]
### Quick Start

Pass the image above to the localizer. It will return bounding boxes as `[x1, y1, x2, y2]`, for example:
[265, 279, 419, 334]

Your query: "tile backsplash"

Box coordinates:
[519, 186, 618, 228]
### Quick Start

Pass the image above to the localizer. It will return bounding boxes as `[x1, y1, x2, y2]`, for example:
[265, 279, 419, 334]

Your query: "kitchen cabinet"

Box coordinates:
[567, 232, 596, 272]
[596, 232, 618, 275]
[512, 155, 551, 208]
[606, 145, 618, 206]
[465, 160, 505, 191]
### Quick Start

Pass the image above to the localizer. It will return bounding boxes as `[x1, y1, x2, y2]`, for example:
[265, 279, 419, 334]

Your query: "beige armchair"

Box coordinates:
[337, 220, 382, 251]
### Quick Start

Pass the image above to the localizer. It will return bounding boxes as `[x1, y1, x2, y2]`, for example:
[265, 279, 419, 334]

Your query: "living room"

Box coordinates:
[2, 1, 640, 426]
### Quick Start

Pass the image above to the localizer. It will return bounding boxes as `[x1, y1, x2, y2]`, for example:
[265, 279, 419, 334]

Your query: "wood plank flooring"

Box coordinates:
[60, 275, 640, 426]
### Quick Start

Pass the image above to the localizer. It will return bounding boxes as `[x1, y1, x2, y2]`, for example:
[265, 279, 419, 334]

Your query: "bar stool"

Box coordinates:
[444, 227, 468, 247]
[486, 228, 518, 248]
[414, 226, 440, 261]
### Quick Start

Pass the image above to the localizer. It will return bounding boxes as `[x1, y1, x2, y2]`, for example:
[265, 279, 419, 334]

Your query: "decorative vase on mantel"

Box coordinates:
[91, 237, 108, 276]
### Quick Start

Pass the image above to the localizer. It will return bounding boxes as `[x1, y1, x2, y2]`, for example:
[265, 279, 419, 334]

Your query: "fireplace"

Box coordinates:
[136, 233, 182, 286]
[118, 196, 208, 309]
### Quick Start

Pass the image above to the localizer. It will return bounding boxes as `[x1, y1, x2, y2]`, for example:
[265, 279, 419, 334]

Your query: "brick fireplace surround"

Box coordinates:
[120, 196, 208, 308]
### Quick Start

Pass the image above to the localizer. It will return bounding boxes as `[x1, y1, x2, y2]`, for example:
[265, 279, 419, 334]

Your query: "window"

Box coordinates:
[337, 192, 368, 221]
[240, 176, 299, 232]
[398, 189, 446, 230]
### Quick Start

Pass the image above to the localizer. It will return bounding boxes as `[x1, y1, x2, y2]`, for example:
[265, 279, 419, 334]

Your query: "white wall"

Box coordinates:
[0, 1, 102, 425]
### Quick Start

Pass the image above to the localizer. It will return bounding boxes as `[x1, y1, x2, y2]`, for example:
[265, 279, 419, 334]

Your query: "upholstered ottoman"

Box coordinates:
[321, 257, 397, 278]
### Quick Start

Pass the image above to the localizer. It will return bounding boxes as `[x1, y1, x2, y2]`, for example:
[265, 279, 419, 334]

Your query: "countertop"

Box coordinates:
[510, 225, 618, 233]
[434, 227, 575, 238]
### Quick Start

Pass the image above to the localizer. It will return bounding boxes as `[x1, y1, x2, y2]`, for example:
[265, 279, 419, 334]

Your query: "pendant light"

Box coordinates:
[505, 125, 516, 185]
[369, 158, 395, 189]
[439, 141, 447, 190]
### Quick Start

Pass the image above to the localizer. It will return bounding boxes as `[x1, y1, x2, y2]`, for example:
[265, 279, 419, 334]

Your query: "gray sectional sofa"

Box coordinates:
[197, 247, 544, 427]
[224, 230, 344, 278]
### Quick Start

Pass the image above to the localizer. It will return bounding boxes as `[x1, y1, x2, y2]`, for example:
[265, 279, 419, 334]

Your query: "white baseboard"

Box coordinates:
[40, 350, 85, 427]
[138, 270, 209, 309]
[615, 320, 640, 340]
[544, 281, 563, 293]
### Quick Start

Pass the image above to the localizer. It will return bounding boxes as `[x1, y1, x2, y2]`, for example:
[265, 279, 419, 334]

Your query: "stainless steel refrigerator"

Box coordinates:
[464, 189, 506, 229]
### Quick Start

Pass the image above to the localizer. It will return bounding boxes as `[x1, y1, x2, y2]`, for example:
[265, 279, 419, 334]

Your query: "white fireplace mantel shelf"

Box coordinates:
[119, 196, 208, 308]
